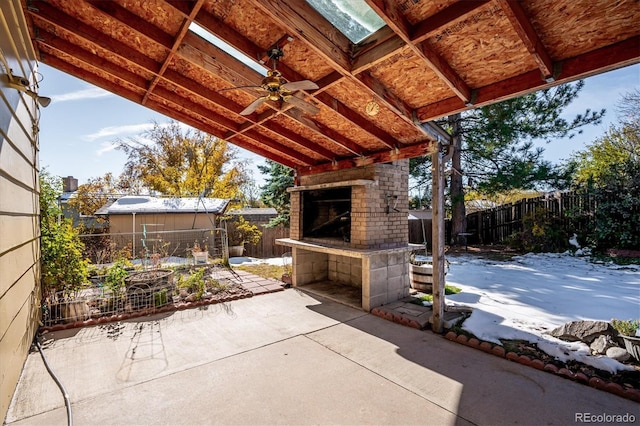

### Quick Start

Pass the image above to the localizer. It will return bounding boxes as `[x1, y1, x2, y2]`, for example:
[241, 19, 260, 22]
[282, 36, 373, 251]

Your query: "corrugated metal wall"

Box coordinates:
[0, 1, 42, 420]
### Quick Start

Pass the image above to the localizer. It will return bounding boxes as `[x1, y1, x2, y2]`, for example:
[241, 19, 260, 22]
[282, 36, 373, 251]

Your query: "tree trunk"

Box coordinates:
[449, 113, 466, 246]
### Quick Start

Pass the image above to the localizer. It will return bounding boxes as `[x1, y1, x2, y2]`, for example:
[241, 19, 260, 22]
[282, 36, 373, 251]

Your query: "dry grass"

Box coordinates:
[234, 263, 286, 280]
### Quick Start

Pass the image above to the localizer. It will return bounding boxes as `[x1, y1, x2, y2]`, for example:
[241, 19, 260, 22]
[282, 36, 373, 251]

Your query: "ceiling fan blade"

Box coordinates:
[284, 95, 320, 115]
[240, 97, 268, 115]
[281, 80, 319, 92]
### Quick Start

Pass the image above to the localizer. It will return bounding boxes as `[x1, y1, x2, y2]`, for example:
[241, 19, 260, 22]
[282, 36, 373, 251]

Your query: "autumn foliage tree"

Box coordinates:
[68, 172, 129, 220]
[117, 121, 247, 198]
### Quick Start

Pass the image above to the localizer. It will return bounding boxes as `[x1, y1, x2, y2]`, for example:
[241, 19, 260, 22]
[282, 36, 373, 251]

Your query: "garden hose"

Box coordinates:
[34, 333, 73, 426]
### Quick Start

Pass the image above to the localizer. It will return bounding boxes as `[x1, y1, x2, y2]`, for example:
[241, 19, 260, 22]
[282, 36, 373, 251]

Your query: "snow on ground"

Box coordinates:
[233, 251, 639, 373]
[445, 252, 640, 373]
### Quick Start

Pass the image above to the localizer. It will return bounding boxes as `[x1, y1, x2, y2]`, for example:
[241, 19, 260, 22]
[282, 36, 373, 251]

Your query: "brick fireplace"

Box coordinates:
[277, 160, 416, 311]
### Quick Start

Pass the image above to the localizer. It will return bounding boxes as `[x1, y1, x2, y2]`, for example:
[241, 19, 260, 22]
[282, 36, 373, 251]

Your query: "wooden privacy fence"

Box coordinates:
[465, 191, 595, 245]
[243, 225, 290, 258]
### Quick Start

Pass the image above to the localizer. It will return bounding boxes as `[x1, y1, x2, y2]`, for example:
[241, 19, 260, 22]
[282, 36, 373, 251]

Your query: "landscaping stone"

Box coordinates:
[590, 334, 615, 354]
[606, 346, 631, 362]
[549, 320, 613, 343]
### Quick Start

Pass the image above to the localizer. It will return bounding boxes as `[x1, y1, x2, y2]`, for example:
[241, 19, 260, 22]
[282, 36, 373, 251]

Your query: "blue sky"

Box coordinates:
[37, 63, 639, 188]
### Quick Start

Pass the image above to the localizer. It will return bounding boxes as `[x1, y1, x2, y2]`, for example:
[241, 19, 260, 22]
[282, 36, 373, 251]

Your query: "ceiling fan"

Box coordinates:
[222, 46, 320, 116]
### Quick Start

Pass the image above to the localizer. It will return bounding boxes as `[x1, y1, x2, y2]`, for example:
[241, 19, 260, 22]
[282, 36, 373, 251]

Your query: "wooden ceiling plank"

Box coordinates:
[194, 9, 268, 67]
[416, 36, 640, 122]
[85, 0, 174, 49]
[351, 35, 406, 74]
[41, 52, 145, 102]
[179, 34, 376, 156]
[36, 33, 149, 88]
[250, 0, 352, 73]
[295, 114, 366, 156]
[143, 0, 206, 104]
[314, 92, 397, 149]
[496, 0, 554, 80]
[179, 34, 263, 88]
[411, 0, 491, 44]
[30, 5, 252, 121]
[418, 41, 472, 102]
[356, 70, 413, 121]
[164, 0, 197, 16]
[28, 3, 161, 73]
[243, 129, 316, 166]
[227, 113, 335, 162]
[258, 122, 336, 161]
[38, 32, 242, 133]
[299, 140, 435, 176]
[367, 0, 470, 103]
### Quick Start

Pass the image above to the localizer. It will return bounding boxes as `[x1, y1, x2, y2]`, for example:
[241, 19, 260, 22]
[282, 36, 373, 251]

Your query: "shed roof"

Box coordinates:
[22, 1, 639, 175]
[228, 207, 278, 217]
[96, 196, 229, 215]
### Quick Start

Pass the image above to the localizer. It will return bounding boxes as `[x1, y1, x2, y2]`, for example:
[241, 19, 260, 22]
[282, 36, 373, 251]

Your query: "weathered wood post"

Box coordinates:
[431, 144, 447, 333]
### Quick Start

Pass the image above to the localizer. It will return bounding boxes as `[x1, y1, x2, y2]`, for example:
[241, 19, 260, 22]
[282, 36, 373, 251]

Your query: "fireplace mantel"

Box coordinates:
[286, 179, 376, 192]
[276, 238, 420, 258]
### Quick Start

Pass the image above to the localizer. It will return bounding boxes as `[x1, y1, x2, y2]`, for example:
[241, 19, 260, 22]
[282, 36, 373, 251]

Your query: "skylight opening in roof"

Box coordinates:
[306, 0, 386, 44]
[189, 22, 268, 76]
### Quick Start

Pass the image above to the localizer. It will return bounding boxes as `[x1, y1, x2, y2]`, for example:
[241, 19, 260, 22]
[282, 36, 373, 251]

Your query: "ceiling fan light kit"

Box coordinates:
[224, 46, 319, 116]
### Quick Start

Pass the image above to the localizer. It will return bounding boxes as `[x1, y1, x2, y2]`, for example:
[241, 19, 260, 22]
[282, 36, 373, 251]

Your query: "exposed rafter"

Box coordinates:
[22, 0, 639, 176]
[496, 0, 554, 81]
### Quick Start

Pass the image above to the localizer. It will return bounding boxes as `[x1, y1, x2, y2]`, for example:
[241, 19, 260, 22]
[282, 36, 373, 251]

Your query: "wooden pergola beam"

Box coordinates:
[366, 0, 471, 103]
[415, 36, 640, 122]
[496, 0, 554, 81]
[298, 140, 435, 176]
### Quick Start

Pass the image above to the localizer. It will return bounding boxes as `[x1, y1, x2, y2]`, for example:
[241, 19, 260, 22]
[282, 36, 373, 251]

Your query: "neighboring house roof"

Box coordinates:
[408, 210, 432, 220]
[58, 191, 76, 203]
[465, 199, 499, 212]
[96, 196, 230, 215]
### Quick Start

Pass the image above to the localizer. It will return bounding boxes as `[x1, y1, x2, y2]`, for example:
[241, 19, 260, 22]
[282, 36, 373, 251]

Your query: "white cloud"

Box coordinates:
[52, 87, 113, 103]
[84, 123, 155, 141]
[96, 141, 118, 156]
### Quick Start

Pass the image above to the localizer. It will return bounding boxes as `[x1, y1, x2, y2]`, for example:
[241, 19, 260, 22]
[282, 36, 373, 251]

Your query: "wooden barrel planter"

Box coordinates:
[409, 253, 448, 293]
[410, 262, 434, 293]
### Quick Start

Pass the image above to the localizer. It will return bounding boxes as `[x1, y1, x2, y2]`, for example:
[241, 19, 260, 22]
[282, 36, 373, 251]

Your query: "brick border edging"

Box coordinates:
[370, 308, 640, 403]
[442, 330, 640, 403]
[39, 286, 285, 334]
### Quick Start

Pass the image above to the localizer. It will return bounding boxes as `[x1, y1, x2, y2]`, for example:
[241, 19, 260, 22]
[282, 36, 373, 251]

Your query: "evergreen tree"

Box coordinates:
[258, 160, 294, 227]
[411, 81, 603, 244]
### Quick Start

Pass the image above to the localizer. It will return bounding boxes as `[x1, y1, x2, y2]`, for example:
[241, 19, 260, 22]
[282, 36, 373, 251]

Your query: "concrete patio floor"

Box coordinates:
[5, 288, 638, 426]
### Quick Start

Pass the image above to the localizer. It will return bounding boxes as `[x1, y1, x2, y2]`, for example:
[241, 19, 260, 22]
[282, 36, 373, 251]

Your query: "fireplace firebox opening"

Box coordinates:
[302, 187, 351, 243]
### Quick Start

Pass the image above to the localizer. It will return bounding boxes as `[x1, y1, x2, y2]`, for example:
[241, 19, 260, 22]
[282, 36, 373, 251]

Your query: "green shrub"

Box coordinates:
[507, 208, 570, 253]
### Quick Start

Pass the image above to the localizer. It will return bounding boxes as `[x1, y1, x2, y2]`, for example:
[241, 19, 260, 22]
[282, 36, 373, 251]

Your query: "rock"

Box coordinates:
[185, 293, 198, 302]
[590, 335, 615, 354]
[606, 346, 630, 362]
[550, 320, 613, 343]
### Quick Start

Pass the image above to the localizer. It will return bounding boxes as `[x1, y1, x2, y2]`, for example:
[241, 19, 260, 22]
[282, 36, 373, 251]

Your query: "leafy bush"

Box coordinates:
[611, 319, 639, 336]
[40, 171, 90, 299]
[507, 208, 570, 253]
[227, 215, 262, 246]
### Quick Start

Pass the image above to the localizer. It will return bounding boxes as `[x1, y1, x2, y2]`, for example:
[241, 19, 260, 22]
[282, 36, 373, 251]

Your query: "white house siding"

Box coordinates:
[0, 1, 42, 420]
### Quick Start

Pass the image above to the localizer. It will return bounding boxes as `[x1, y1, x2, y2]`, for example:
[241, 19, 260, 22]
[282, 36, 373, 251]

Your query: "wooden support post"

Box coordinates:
[431, 146, 446, 333]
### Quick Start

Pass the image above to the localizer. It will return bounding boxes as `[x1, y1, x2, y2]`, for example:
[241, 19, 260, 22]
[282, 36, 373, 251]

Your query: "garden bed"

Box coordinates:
[41, 264, 253, 332]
